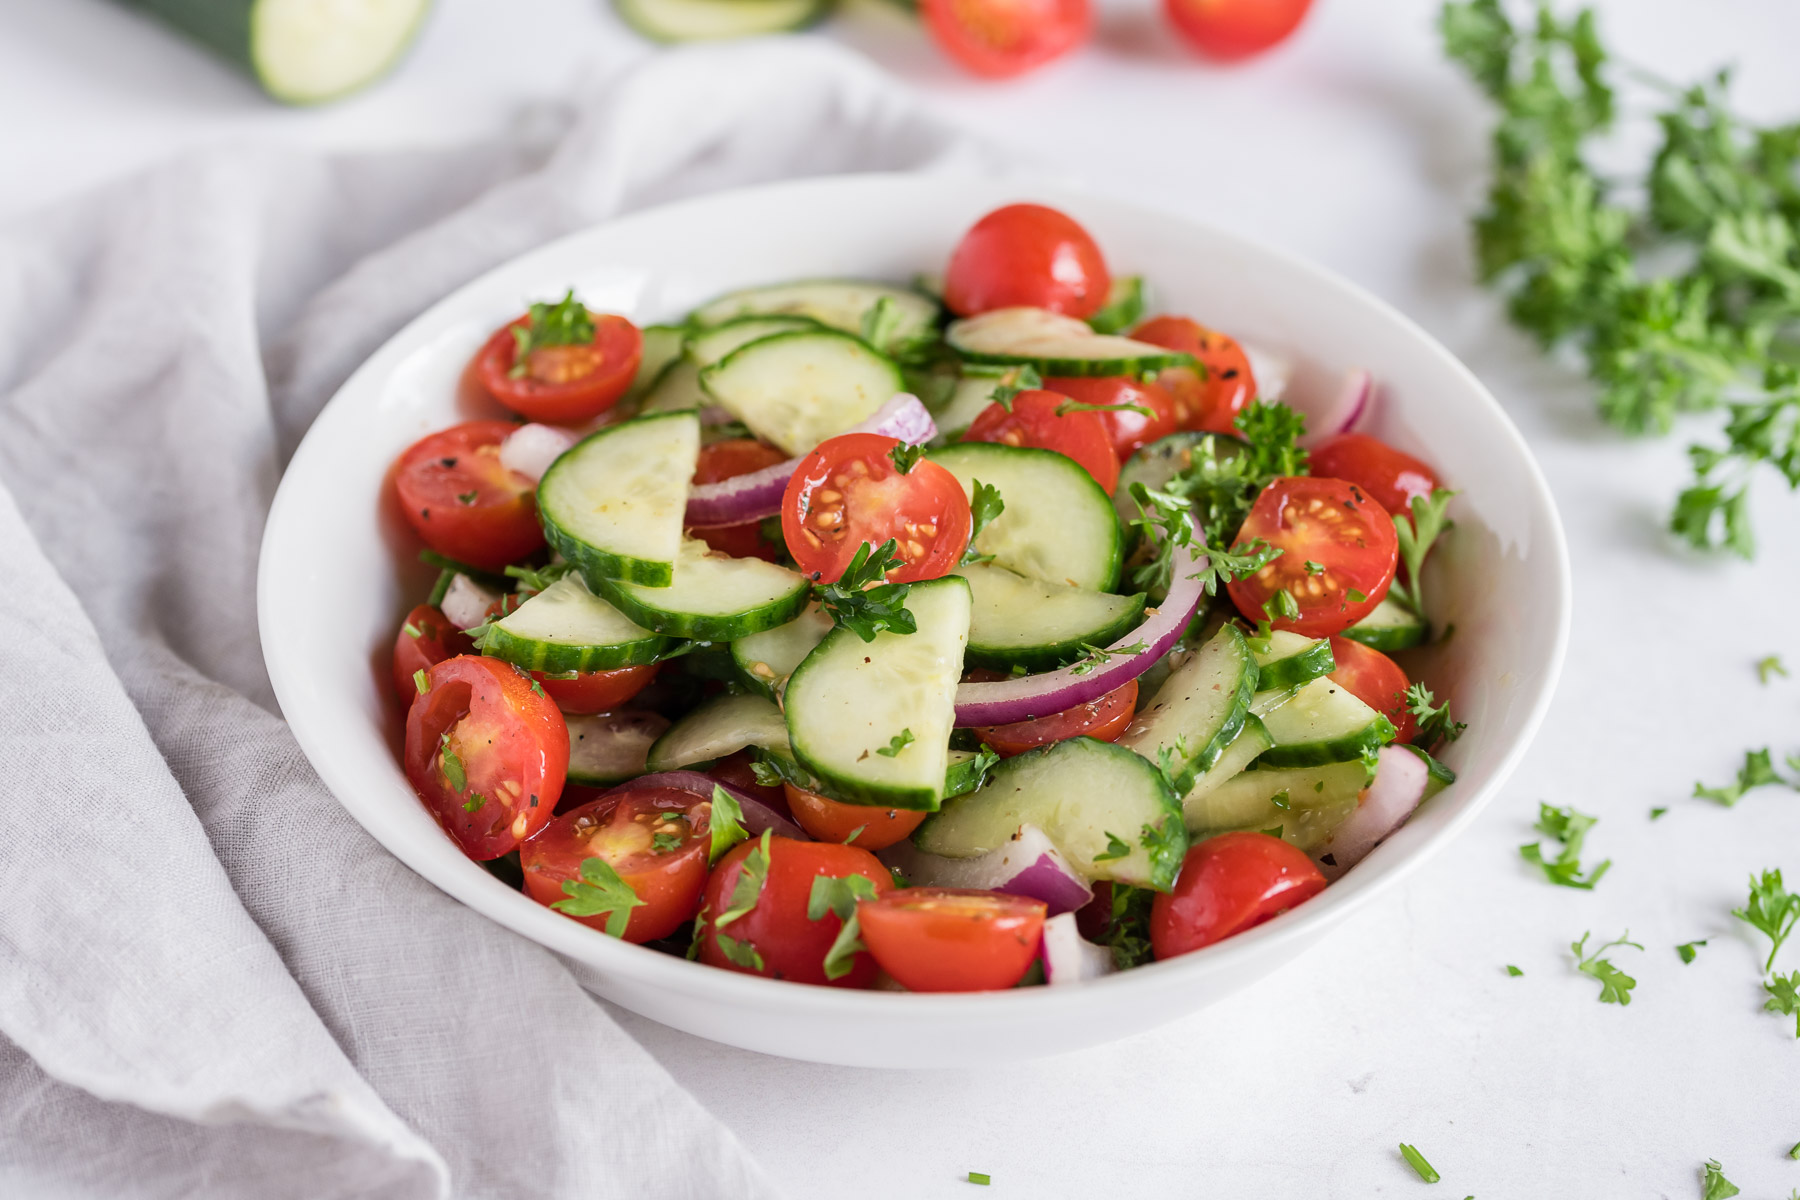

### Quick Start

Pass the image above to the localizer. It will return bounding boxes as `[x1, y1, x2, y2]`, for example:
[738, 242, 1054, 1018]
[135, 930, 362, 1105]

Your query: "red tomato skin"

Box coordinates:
[1163, 0, 1313, 60]
[404, 655, 569, 860]
[475, 312, 642, 424]
[393, 421, 545, 571]
[1132, 316, 1257, 435]
[1225, 476, 1398, 638]
[781, 782, 928, 851]
[943, 204, 1110, 318]
[963, 389, 1121, 494]
[691, 439, 789, 562]
[1327, 637, 1417, 744]
[975, 679, 1138, 758]
[1043, 376, 1179, 461]
[530, 664, 657, 715]
[710, 749, 790, 819]
[1150, 832, 1326, 959]
[521, 787, 712, 943]
[857, 888, 1048, 992]
[923, 0, 1091, 79]
[1307, 434, 1441, 524]
[392, 604, 474, 706]
[780, 432, 972, 584]
[698, 836, 891, 987]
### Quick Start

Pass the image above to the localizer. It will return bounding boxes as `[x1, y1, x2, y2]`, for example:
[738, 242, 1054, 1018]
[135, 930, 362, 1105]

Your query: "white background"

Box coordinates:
[5, 0, 1800, 1196]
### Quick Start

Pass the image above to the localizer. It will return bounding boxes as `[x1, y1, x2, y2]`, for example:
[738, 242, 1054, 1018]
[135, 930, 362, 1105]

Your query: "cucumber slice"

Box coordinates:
[914, 736, 1186, 890]
[567, 712, 670, 786]
[1185, 761, 1368, 853]
[685, 315, 819, 369]
[1252, 631, 1336, 693]
[783, 575, 971, 809]
[636, 358, 708, 415]
[755, 742, 991, 803]
[597, 538, 809, 640]
[476, 575, 673, 674]
[625, 324, 689, 405]
[538, 412, 699, 588]
[928, 443, 1122, 592]
[947, 307, 1193, 377]
[690, 280, 940, 356]
[1114, 431, 1246, 535]
[700, 329, 904, 456]
[1086, 276, 1145, 336]
[645, 693, 790, 772]
[1117, 624, 1258, 793]
[1257, 678, 1396, 767]
[957, 561, 1145, 673]
[1178, 715, 1276, 826]
[731, 604, 833, 700]
[1340, 595, 1429, 652]
[612, 0, 827, 41]
[930, 371, 1015, 439]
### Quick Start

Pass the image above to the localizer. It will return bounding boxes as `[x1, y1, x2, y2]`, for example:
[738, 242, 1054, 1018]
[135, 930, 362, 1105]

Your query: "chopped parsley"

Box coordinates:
[456, 490, 478, 506]
[461, 792, 485, 814]
[1676, 940, 1707, 964]
[1068, 639, 1148, 677]
[1757, 654, 1790, 684]
[887, 442, 926, 475]
[508, 289, 594, 377]
[1099, 884, 1155, 969]
[1694, 748, 1786, 806]
[1701, 1159, 1741, 1200]
[1094, 832, 1131, 863]
[1506, 964, 1523, 977]
[1388, 489, 1456, 615]
[961, 480, 1005, 564]
[651, 830, 684, 854]
[1763, 971, 1800, 1037]
[877, 729, 915, 758]
[1406, 682, 1467, 749]
[714, 830, 774, 929]
[1649, 806, 1668, 820]
[1124, 479, 1284, 598]
[552, 857, 645, 938]
[985, 364, 1041, 411]
[813, 539, 916, 642]
[439, 741, 467, 793]
[1398, 1143, 1440, 1184]
[966, 1172, 992, 1186]
[807, 873, 881, 980]
[413, 668, 429, 696]
[1303, 560, 1325, 575]
[708, 785, 749, 863]
[402, 620, 423, 638]
[1732, 868, 1800, 972]
[1570, 930, 1642, 1005]
[714, 933, 764, 971]
[1519, 803, 1611, 890]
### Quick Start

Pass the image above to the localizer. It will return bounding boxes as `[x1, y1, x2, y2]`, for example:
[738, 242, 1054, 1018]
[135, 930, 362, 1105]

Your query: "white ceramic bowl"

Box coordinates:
[259, 174, 1569, 1068]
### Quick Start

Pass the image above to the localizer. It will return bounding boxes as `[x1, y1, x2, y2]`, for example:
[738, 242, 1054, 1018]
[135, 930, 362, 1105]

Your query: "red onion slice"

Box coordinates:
[1313, 744, 1428, 879]
[499, 423, 579, 482]
[1039, 912, 1116, 985]
[880, 825, 1092, 915]
[1297, 367, 1372, 449]
[684, 393, 937, 528]
[604, 770, 809, 842]
[440, 574, 501, 630]
[952, 534, 1209, 728]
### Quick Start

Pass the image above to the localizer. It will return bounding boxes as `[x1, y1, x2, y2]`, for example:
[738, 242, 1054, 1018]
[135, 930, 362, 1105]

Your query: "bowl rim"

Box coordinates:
[259, 170, 1572, 1020]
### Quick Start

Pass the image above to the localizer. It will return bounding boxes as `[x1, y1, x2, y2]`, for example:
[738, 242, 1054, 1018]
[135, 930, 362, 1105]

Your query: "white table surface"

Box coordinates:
[7, 1, 1800, 1196]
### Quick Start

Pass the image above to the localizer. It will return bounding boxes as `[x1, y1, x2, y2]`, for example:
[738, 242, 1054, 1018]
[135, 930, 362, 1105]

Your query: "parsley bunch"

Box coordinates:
[1442, 1, 1800, 557]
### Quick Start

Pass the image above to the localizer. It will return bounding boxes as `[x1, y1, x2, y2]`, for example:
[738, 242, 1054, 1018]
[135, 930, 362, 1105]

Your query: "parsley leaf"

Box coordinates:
[1506, 964, 1524, 977]
[1389, 488, 1457, 615]
[1099, 883, 1156, 969]
[552, 857, 645, 937]
[876, 728, 915, 758]
[413, 668, 429, 696]
[1139, 816, 1188, 892]
[887, 442, 926, 475]
[1694, 748, 1786, 806]
[1757, 654, 1790, 684]
[714, 932, 764, 971]
[461, 792, 485, 814]
[1701, 1159, 1741, 1200]
[439, 739, 467, 793]
[961, 480, 1005, 564]
[812, 539, 917, 642]
[806, 873, 881, 980]
[986, 364, 1041, 411]
[1094, 832, 1131, 863]
[1068, 639, 1148, 677]
[1571, 929, 1643, 1005]
[1398, 1144, 1440, 1184]
[1406, 682, 1468, 749]
[1519, 802, 1611, 890]
[504, 561, 574, 593]
[652, 830, 684, 854]
[1732, 868, 1800, 972]
[708, 785, 749, 864]
[1676, 940, 1707, 964]
[508, 289, 594, 378]
[714, 830, 773, 930]
[1763, 970, 1800, 1037]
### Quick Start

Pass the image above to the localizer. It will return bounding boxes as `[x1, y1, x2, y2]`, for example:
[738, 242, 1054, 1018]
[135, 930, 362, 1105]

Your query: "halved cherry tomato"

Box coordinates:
[393, 421, 545, 571]
[974, 679, 1138, 758]
[697, 835, 891, 986]
[475, 311, 642, 424]
[963, 389, 1121, 494]
[391, 604, 473, 706]
[1307, 433, 1441, 525]
[1150, 831, 1325, 959]
[710, 749, 790, 819]
[1043, 376, 1178, 461]
[1132, 316, 1257, 435]
[1328, 637, 1416, 744]
[782, 782, 927, 852]
[691, 438, 788, 561]
[943, 204, 1109, 317]
[922, 0, 1091, 80]
[531, 664, 658, 715]
[781, 432, 971, 584]
[404, 655, 568, 860]
[1164, 0, 1313, 60]
[1225, 476, 1398, 637]
[858, 888, 1047, 992]
[522, 785, 712, 943]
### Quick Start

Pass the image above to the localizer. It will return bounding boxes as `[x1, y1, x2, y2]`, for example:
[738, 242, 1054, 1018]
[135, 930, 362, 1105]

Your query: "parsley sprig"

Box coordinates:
[806, 873, 881, 980]
[553, 857, 645, 938]
[1405, 683, 1467, 749]
[1694, 747, 1786, 806]
[1571, 929, 1642, 1005]
[1125, 481, 1283, 598]
[814, 539, 916, 642]
[508, 290, 595, 378]
[1764, 971, 1800, 1037]
[1732, 868, 1800, 973]
[708, 785, 749, 864]
[1388, 489, 1457, 615]
[1519, 803, 1610, 889]
[1441, 1, 1800, 558]
[961, 481, 1005, 564]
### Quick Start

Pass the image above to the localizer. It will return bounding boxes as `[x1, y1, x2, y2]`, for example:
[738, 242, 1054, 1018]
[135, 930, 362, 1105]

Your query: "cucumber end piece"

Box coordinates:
[250, 0, 434, 105]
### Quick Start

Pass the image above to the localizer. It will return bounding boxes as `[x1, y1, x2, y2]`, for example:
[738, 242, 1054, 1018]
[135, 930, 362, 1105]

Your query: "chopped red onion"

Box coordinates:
[1039, 912, 1116, 985]
[499, 423, 578, 482]
[440, 574, 501, 630]
[1298, 367, 1372, 449]
[1313, 744, 1428, 879]
[881, 826, 1092, 915]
